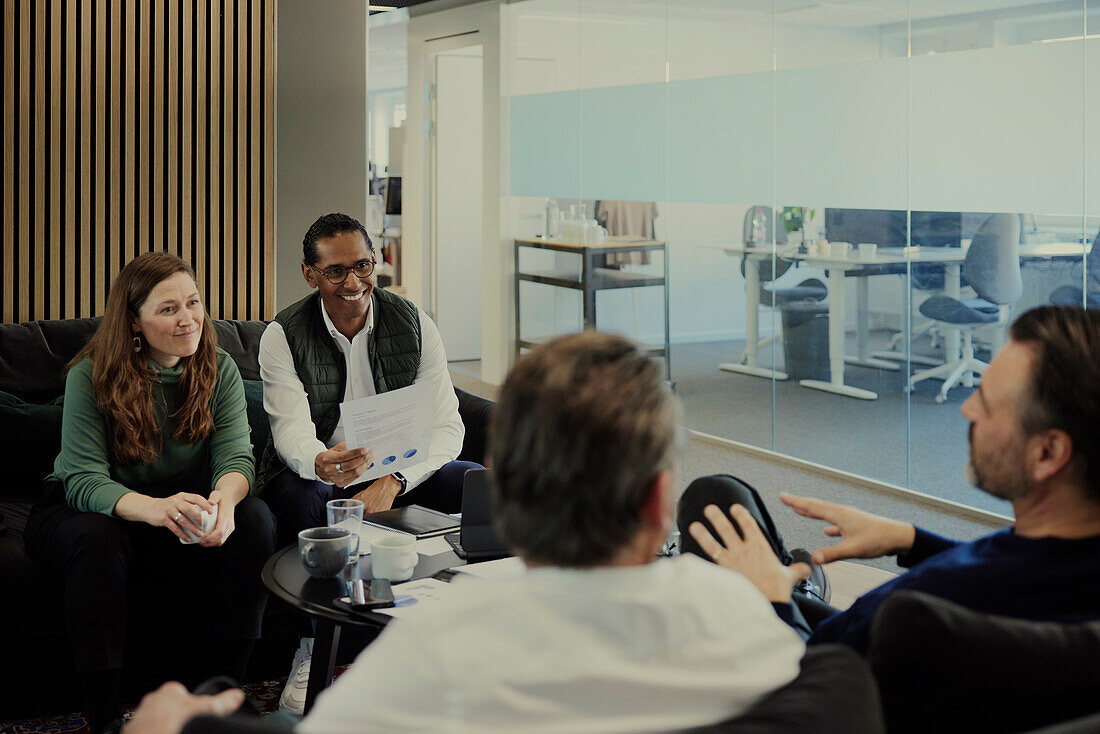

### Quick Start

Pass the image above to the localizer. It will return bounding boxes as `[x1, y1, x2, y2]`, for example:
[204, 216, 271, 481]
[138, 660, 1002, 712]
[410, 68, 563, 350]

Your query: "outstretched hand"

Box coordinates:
[688, 503, 810, 603]
[780, 492, 916, 565]
[123, 681, 244, 734]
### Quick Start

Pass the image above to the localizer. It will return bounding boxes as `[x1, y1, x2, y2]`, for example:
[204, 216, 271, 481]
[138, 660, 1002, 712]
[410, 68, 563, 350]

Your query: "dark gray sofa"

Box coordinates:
[0, 316, 493, 720]
[869, 590, 1100, 734]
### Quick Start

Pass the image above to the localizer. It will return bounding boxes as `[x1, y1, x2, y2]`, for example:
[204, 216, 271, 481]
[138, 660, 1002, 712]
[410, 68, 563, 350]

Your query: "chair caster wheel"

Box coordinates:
[934, 395, 946, 404]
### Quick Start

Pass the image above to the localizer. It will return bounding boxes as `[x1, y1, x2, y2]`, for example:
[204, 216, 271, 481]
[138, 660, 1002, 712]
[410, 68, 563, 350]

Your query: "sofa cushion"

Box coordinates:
[869, 590, 1100, 734]
[242, 379, 271, 468]
[455, 387, 493, 465]
[0, 317, 100, 402]
[687, 645, 885, 734]
[0, 318, 267, 403]
[211, 321, 269, 381]
[0, 390, 63, 507]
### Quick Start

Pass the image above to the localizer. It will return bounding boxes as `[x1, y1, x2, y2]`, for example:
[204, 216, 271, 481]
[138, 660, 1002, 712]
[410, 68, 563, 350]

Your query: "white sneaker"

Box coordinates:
[278, 637, 314, 714]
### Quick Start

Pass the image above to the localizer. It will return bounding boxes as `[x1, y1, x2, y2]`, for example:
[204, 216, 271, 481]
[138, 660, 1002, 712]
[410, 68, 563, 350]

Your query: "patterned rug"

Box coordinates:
[0, 667, 349, 734]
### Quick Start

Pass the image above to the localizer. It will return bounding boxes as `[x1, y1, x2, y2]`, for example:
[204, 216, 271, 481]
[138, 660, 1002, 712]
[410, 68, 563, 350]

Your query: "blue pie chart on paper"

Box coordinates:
[403, 448, 417, 459]
[382, 455, 396, 465]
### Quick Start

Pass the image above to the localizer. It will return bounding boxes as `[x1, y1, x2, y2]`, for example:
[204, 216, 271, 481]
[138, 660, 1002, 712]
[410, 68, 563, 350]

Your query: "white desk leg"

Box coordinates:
[801, 266, 877, 400]
[944, 263, 961, 362]
[720, 255, 788, 380]
[846, 274, 899, 371]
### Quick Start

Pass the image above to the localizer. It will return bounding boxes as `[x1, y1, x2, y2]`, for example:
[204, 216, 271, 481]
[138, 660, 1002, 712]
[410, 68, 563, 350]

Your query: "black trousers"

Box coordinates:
[263, 460, 482, 549]
[676, 474, 838, 631]
[24, 489, 276, 673]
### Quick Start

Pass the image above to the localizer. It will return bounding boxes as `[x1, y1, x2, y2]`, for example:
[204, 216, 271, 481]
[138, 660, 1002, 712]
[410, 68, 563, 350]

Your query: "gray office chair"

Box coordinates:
[1050, 225, 1100, 309]
[735, 206, 827, 364]
[907, 213, 1021, 402]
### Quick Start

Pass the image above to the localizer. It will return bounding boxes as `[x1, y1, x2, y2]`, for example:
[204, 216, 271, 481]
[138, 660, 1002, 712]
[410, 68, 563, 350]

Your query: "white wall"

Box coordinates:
[435, 50, 485, 361]
[407, 1, 509, 383]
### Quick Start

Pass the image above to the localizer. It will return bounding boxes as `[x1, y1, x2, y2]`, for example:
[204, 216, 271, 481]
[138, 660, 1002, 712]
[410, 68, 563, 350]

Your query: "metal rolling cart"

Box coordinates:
[513, 236, 671, 381]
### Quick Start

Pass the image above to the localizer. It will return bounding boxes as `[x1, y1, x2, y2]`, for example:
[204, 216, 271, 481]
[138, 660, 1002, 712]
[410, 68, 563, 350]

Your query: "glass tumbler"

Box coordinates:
[326, 498, 365, 563]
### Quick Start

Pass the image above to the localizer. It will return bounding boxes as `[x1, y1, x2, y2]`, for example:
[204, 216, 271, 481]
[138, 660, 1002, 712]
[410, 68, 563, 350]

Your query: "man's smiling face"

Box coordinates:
[303, 230, 376, 324]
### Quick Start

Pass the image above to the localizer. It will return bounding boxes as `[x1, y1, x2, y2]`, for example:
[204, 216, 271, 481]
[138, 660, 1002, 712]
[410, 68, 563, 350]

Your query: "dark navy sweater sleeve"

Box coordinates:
[897, 527, 959, 568]
[808, 528, 1100, 655]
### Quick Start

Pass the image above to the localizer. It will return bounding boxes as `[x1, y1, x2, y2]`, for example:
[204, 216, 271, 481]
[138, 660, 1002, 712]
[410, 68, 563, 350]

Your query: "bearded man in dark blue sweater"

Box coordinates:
[684, 305, 1100, 653]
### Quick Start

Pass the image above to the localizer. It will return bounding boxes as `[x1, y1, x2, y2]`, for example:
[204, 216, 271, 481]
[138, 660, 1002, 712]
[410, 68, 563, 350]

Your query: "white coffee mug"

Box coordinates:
[372, 535, 417, 582]
[830, 241, 853, 259]
[858, 242, 877, 259]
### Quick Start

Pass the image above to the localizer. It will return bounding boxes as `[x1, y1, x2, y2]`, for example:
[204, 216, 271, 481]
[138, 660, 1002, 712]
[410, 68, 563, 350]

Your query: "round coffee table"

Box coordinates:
[262, 544, 464, 713]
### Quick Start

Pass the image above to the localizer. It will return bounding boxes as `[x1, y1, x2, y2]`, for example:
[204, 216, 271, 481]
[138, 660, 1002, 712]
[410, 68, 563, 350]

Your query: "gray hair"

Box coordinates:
[490, 330, 681, 566]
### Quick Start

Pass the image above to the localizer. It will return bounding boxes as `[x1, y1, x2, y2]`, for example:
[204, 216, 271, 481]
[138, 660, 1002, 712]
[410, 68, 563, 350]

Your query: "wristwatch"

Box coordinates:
[393, 472, 408, 494]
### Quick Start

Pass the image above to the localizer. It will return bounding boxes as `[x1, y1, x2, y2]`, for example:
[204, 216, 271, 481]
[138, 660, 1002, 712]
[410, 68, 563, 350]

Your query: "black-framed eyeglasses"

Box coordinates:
[312, 259, 376, 285]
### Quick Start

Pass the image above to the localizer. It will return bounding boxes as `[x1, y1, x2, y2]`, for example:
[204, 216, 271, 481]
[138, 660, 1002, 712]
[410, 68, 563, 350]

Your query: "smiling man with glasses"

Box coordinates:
[256, 212, 479, 550]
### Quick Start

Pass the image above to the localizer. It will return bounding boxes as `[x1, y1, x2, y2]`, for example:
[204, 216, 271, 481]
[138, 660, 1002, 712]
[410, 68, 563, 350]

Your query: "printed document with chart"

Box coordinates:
[339, 382, 433, 482]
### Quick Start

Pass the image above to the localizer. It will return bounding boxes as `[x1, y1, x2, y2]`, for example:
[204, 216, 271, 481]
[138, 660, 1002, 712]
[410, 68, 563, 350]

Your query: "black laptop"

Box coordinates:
[444, 469, 511, 561]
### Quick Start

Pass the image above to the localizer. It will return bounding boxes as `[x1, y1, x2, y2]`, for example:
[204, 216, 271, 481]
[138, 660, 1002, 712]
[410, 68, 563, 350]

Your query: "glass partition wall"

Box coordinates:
[501, 0, 1093, 515]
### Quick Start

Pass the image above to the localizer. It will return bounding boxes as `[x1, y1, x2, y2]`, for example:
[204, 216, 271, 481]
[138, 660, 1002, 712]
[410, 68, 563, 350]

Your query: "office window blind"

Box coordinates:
[0, 0, 275, 323]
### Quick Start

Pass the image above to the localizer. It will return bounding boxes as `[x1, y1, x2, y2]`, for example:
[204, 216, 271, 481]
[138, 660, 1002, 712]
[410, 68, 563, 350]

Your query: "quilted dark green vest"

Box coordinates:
[256, 288, 422, 492]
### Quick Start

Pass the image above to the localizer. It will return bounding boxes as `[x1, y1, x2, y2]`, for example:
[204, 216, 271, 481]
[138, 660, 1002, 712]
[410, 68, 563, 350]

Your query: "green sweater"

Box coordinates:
[48, 348, 256, 515]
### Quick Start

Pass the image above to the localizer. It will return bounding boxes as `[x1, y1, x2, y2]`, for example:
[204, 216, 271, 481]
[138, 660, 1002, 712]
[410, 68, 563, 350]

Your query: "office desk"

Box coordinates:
[711, 242, 1087, 400]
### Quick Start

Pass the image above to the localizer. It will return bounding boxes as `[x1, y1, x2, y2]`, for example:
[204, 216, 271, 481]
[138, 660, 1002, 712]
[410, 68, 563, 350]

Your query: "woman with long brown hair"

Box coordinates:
[24, 252, 275, 734]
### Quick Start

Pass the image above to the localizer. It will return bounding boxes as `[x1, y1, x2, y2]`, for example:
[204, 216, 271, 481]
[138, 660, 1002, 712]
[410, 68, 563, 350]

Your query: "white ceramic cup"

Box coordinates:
[858, 242, 877, 259]
[830, 241, 853, 259]
[180, 504, 218, 544]
[371, 535, 417, 582]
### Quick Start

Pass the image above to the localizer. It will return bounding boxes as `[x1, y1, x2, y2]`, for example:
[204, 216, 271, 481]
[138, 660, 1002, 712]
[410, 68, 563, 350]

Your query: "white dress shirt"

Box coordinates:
[258, 295, 464, 492]
[299, 555, 805, 734]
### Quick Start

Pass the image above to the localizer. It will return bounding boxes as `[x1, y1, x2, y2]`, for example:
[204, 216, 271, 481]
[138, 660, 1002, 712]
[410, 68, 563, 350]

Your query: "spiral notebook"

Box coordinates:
[362, 504, 459, 539]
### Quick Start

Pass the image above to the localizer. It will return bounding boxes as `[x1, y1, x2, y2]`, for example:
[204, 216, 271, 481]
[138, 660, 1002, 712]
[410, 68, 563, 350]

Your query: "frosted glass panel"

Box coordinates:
[510, 74, 773, 203]
[910, 42, 1085, 214]
[500, 0, 1094, 516]
[774, 59, 908, 209]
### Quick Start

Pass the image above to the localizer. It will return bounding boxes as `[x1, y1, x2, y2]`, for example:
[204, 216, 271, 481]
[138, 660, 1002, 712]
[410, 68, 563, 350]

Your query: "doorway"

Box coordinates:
[431, 45, 483, 362]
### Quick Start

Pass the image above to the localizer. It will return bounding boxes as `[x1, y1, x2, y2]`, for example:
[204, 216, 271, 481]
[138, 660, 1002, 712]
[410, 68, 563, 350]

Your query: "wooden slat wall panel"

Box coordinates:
[33, 0, 45, 319]
[221, 0, 233, 319]
[49, 0, 61, 317]
[63, 0, 75, 317]
[208, 0, 220, 319]
[0, 0, 276, 324]
[2, 2, 14, 323]
[93, 0, 105, 314]
[195, 0, 206, 303]
[18, 0, 30, 319]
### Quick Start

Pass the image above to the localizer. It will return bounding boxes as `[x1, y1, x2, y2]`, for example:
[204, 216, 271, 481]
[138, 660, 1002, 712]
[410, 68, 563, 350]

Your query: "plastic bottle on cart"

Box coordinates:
[547, 199, 560, 238]
[751, 208, 767, 244]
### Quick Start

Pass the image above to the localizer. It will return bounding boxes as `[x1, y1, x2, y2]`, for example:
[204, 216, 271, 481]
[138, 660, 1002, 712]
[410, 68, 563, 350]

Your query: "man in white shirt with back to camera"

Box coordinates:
[123, 330, 809, 734]
[255, 212, 480, 548]
[299, 331, 807, 733]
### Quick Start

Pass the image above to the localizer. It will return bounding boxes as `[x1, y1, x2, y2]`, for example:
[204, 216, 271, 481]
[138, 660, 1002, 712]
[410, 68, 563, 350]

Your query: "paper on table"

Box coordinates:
[376, 578, 453, 619]
[453, 556, 525, 580]
[414, 536, 454, 556]
[339, 382, 434, 482]
[357, 521, 454, 556]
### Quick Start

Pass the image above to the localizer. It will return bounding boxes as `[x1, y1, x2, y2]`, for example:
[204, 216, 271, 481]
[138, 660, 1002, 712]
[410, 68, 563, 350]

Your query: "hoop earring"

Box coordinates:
[133, 336, 142, 353]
